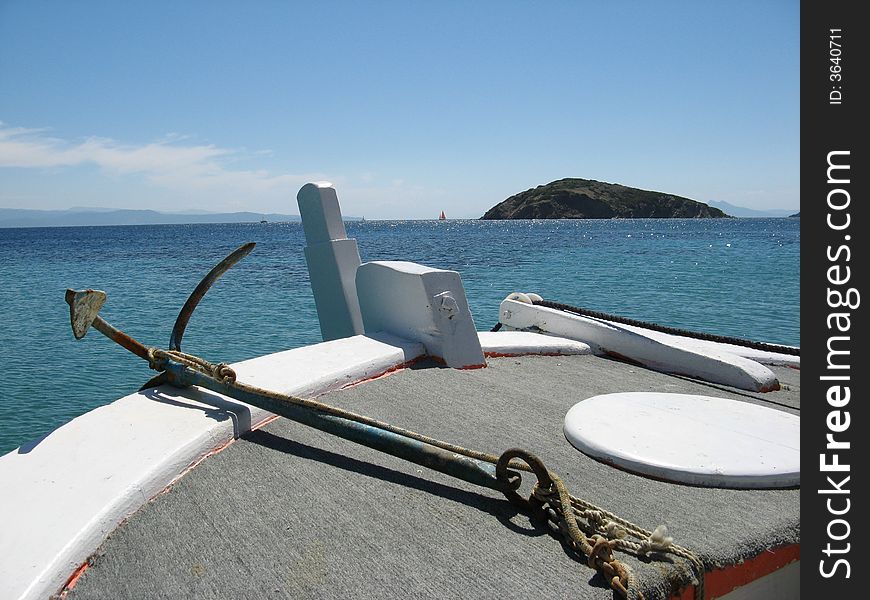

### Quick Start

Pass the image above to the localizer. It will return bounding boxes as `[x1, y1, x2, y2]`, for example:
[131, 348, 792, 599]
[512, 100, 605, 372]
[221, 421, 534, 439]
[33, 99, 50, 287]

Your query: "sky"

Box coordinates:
[0, 1, 799, 219]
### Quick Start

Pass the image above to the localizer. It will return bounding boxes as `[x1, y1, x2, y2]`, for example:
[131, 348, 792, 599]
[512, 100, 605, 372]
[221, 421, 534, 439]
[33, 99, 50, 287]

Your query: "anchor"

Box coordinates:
[64, 243, 519, 494]
[63, 243, 691, 599]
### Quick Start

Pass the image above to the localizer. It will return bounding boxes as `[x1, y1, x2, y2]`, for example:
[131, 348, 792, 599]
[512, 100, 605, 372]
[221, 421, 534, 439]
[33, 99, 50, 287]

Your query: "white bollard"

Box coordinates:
[297, 182, 364, 341]
[356, 261, 486, 369]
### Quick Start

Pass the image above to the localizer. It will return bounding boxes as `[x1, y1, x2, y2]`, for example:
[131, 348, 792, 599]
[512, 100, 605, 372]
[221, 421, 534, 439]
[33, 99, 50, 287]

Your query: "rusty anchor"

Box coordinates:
[64, 242, 517, 494]
[62, 243, 679, 600]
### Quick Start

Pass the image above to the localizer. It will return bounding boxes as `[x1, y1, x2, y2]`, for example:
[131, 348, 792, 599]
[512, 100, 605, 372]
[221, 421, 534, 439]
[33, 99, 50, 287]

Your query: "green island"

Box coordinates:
[481, 178, 728, 219]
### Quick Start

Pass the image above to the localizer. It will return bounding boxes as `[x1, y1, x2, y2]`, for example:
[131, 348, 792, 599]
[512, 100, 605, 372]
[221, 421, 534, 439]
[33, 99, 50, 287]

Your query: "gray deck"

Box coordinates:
[68, 354, 800, 600]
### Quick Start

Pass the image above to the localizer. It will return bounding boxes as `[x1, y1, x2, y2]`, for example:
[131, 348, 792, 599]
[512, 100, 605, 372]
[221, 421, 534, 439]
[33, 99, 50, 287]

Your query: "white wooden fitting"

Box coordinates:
[297, 182, 364, 341]
[499, 299, 779, 392]
[357, 261, 486, 368]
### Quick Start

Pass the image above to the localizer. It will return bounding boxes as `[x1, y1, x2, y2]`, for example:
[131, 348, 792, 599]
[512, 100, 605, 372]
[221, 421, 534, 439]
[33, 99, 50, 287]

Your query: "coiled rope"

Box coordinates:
[532, 298, 800, 357]
[148, 348, 237, 383]
[145, 347, 705, 599]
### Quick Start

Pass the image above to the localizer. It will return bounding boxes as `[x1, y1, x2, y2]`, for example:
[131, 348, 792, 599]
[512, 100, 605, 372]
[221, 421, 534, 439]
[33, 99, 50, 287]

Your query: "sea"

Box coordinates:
[0, 218, 799, 455]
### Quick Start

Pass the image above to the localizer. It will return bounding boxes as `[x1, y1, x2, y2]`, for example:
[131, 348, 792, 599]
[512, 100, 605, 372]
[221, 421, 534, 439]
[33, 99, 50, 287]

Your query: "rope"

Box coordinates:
[532, 298, 800, 357]
[148, 348, 236, 383]
[497, 449, 704, 600]
[147, 348, 705, 599]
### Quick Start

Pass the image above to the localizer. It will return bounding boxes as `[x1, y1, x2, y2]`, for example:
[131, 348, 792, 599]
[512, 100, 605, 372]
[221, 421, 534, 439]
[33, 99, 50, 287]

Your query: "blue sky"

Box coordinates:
[0, 1, 799, 219]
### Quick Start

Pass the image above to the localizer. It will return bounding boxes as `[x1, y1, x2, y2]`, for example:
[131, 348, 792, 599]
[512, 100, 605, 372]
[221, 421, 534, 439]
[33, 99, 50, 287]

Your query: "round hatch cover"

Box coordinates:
[564, 392, 799, 488]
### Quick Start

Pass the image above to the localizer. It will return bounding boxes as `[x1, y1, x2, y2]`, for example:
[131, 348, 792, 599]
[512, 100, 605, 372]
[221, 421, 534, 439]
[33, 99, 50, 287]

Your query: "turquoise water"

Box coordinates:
[0, 218, 799, 454]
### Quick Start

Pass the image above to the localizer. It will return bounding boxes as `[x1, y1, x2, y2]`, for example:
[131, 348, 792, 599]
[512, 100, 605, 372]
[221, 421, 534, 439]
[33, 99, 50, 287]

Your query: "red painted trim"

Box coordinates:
[252, 413, 281, 431]
[671, 544, 800, 599]
[459, 362, 488, 370]
[58, 561, 90, 596]
[338, 357, 427, 390]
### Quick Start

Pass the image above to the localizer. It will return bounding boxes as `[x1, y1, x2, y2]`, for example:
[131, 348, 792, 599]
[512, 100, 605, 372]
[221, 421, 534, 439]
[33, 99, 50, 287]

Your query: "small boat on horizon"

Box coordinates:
[438, 210, 446, 220]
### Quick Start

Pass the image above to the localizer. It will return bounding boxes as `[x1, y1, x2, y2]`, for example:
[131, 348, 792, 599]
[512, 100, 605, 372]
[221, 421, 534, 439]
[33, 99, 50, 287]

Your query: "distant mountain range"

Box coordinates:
[705, 200, 798, 218]
[0, 208, 303, 228]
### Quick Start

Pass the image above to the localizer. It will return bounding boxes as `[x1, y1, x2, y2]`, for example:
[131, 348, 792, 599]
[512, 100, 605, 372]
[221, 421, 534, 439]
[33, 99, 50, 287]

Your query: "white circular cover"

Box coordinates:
[564, 392, 800, 488]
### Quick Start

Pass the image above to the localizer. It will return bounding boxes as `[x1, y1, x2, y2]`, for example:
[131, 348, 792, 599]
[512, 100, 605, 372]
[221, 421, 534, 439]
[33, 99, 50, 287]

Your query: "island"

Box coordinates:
[481, 178, 728, 219]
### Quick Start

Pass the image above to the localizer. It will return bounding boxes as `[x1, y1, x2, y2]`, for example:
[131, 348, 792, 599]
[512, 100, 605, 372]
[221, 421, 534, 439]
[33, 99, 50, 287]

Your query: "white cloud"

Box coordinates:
[0, 122, 454, 217]
[0, 123, 323, 205]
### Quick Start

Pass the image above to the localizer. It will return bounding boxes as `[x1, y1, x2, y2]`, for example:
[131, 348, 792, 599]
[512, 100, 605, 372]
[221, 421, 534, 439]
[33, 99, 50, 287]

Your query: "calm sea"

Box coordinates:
[0, 218, 799, 454]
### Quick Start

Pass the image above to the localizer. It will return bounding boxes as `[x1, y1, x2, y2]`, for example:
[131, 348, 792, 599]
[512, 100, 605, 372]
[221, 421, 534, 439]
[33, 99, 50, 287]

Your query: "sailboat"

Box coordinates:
[438, 210, 446, 221]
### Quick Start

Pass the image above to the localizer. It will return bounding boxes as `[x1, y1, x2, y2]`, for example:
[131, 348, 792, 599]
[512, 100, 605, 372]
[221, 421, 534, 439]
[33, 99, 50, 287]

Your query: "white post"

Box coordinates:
[297, 182, 364, 341]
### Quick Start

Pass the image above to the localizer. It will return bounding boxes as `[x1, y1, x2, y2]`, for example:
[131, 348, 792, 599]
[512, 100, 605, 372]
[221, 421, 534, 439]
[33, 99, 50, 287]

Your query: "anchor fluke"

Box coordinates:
[169, 242, 256, 351]
[65, 289, 107, 340]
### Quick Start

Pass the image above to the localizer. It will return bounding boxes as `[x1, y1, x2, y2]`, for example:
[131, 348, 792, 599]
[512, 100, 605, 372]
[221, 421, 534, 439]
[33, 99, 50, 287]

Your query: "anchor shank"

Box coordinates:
[164, 362, 508, 493]
[90, 315, 152, 362]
